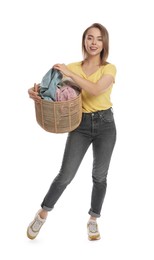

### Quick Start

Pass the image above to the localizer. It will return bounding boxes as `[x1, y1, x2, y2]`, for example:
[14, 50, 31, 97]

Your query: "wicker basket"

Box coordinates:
[35, 93, 82, 133]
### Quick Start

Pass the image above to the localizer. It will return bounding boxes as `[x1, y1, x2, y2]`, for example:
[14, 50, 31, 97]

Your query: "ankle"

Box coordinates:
[39, 209, 48, 219]
[89, 216, 97, 222]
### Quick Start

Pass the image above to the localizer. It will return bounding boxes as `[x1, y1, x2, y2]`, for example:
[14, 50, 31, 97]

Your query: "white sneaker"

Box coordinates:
[87, 220, 101, 241]
[27, 210, 46, 240]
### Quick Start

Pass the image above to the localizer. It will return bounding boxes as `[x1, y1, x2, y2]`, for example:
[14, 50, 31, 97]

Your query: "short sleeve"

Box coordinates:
[103, 64, 117, 81]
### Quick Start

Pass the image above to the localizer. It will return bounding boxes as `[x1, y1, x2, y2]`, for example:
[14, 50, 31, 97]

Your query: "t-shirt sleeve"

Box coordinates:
[66, 63, 75, 70]
[103, 64, 117, 82]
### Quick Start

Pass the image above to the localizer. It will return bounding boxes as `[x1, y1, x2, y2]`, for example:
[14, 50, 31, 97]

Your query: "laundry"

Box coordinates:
[56, 85, 78, 101]
[39, 68, 63, 101]
[39, 68, 80, 101]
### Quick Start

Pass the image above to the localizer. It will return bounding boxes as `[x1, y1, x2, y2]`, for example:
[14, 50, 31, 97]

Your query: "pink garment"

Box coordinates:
[56, 85, 78, 101]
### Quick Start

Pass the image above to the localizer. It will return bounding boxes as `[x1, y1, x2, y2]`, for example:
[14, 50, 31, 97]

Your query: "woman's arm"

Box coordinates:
[53, 63, 114, 96]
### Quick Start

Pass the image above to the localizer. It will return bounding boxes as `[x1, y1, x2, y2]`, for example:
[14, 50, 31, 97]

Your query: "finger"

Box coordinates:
[35, 100, 41, 104]
[30, 95, 41, 102]
[34, 83, 37, 92]
[53, 64, 61, 69]
[34, 96, 41, 103]
[53, 63, 59, 67]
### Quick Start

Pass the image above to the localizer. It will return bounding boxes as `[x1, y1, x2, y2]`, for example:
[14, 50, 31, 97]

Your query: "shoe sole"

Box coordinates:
[27, 228, 37, 240]
[88, 234, 101, 241]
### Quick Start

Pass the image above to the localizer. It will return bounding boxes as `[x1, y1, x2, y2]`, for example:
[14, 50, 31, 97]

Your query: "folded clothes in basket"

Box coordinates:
[39, 68, 80, 101]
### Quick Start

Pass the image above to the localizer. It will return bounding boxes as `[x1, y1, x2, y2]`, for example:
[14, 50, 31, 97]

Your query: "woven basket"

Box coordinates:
[35, 93, 82, 133]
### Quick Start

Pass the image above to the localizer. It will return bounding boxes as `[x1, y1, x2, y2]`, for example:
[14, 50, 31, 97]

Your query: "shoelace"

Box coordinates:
[32, 217, 44, 232]
[88, 222, 98, 233]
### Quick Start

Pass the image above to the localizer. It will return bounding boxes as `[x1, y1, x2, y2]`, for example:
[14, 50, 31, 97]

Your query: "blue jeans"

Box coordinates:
[41, 108, 116, 218]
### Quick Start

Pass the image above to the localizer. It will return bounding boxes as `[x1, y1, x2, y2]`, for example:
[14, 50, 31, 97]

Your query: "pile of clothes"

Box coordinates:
[39, 68, 80, 101]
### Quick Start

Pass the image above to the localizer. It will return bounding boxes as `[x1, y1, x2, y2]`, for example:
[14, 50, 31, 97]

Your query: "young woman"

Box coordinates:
[27, 23, 117, 241]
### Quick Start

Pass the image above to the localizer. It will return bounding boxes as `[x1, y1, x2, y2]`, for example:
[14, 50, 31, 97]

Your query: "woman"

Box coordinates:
[27, 23, 117, 241]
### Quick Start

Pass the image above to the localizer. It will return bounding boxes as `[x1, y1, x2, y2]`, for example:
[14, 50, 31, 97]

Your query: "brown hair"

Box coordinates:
[82, 23, 109, 65]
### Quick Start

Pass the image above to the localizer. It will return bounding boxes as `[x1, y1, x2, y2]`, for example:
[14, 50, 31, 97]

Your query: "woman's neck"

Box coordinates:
[83, 57, 101, 67]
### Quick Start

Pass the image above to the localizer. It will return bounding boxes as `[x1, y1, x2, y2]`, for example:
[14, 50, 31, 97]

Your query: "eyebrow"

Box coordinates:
[87, 34, 102, 38]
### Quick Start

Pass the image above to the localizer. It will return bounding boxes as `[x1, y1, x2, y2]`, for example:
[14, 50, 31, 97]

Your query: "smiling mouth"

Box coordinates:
[90, 47, 98, 50]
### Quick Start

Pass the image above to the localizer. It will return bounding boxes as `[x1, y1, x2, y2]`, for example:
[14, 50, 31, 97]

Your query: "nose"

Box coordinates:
[92, 38, 96, 45]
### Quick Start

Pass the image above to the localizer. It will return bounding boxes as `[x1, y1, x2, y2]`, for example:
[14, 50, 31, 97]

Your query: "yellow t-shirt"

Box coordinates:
[67, 61, 116, 113]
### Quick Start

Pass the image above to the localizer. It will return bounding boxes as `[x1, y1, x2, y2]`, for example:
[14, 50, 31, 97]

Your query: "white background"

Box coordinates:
[0, 0, 154, 259]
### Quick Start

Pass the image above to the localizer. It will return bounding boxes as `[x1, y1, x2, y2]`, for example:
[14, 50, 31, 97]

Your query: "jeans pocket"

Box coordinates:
[101, 109, 114, 123]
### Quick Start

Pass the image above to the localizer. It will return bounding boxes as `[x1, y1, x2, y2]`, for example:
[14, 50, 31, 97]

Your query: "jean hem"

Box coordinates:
[88, 209, 100, 218]
[41, 205, 53, 212]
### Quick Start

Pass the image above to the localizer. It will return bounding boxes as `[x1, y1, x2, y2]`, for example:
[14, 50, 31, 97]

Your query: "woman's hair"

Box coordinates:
[82, 23, 109, 65]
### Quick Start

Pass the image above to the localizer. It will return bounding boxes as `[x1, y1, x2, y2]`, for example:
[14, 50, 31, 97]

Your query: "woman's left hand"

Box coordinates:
[53, 63, 72, 77]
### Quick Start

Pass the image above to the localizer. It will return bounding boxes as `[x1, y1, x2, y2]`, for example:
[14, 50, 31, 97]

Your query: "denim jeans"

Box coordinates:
[41, 108, 116, 218]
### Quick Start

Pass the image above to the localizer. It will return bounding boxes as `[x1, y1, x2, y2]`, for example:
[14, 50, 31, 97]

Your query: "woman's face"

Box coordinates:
[84, 27, 103, 57]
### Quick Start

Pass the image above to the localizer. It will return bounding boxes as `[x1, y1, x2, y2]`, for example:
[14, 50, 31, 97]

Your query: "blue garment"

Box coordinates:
[39, 68, 63, 101]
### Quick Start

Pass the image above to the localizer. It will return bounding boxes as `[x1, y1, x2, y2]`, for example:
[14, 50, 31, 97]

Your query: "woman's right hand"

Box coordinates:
[28, 83, 41, 103]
